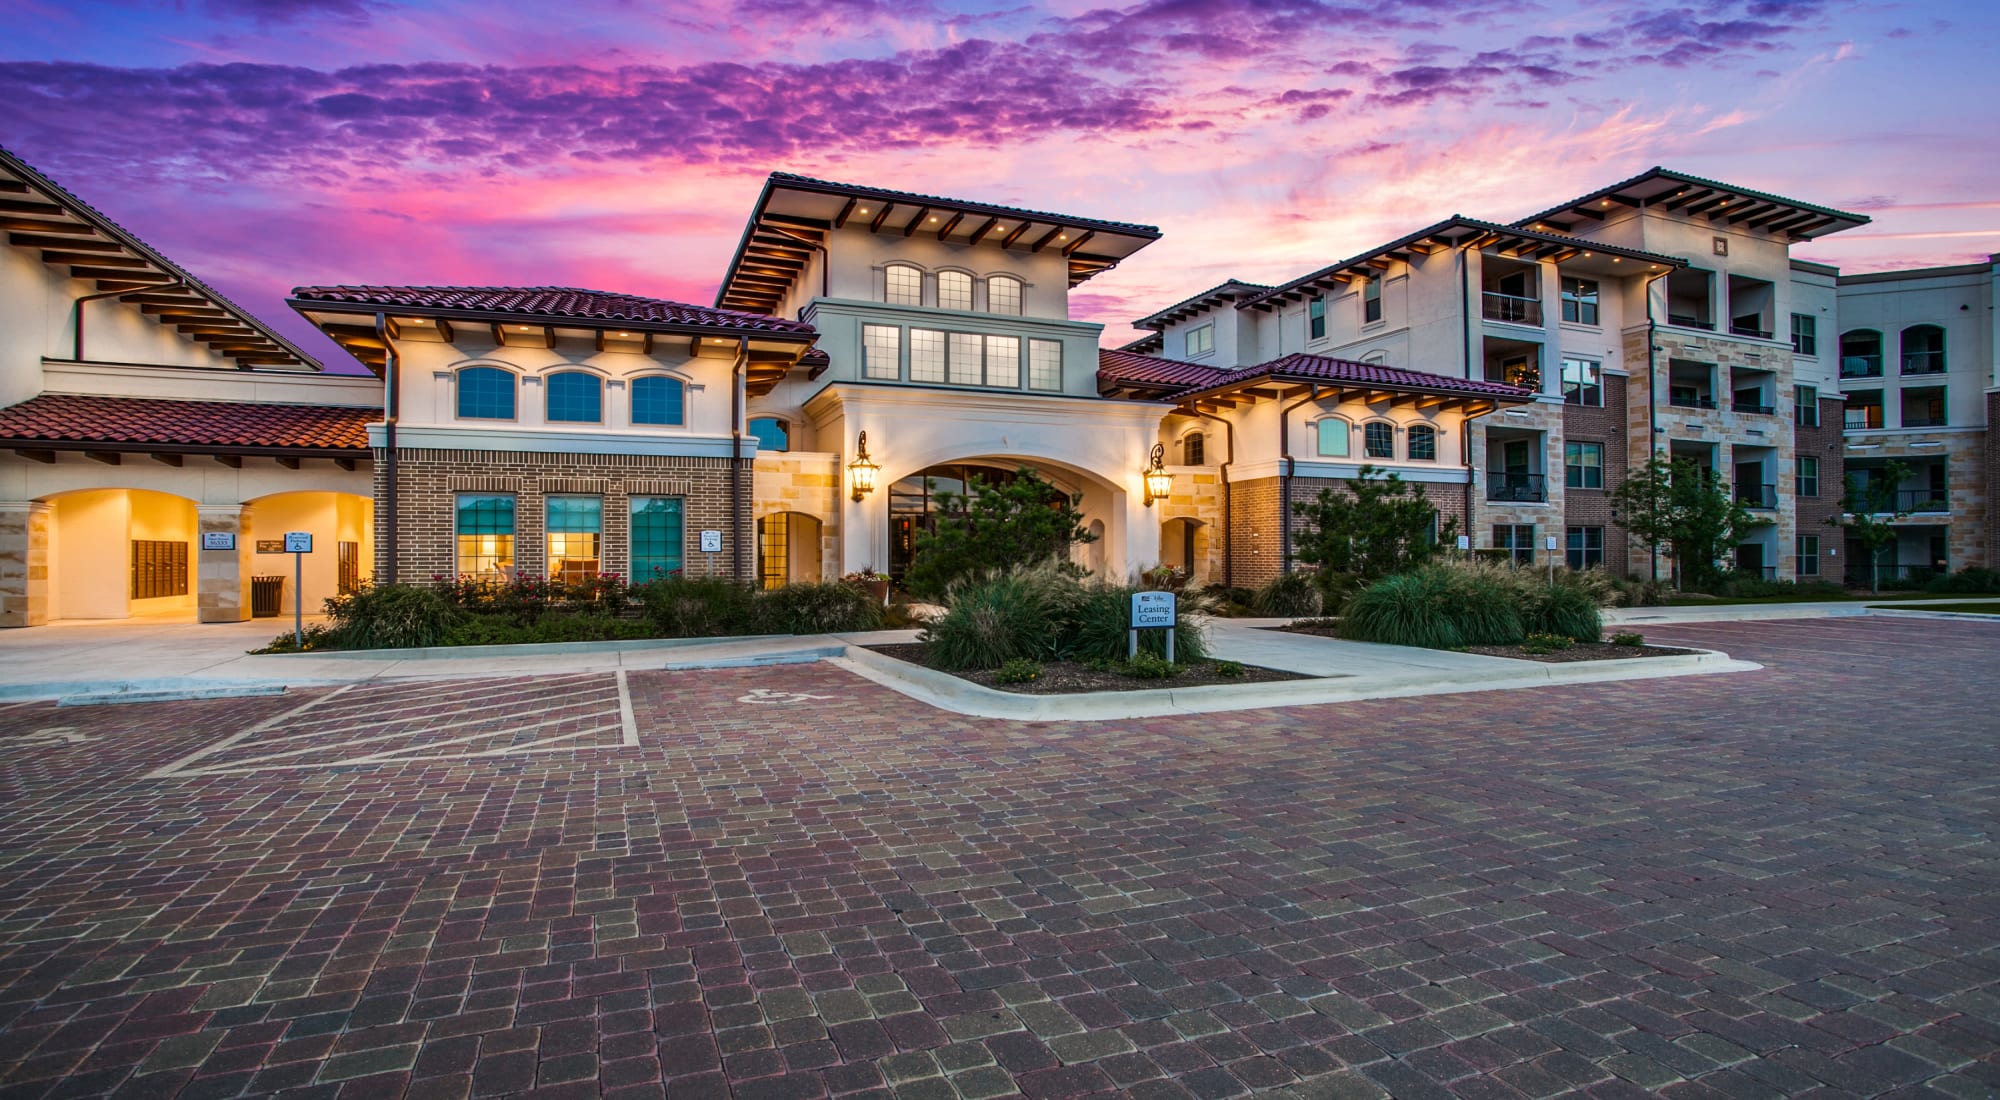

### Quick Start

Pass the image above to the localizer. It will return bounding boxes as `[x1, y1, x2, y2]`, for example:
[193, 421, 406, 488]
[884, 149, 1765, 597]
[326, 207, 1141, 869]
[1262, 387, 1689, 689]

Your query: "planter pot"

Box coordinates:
[859, 579, 890, 605]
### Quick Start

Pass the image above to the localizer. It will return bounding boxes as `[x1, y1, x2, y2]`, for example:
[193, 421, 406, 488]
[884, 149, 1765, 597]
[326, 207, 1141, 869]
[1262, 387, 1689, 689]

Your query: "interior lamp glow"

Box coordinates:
[1142, 443, 1173, 507]
[848, 431, 881, 502]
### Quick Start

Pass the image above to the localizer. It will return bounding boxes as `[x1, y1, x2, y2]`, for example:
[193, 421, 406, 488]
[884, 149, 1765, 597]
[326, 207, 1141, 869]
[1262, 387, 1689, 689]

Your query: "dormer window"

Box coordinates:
[1185, 323, 1214, 358]
[884, 263, 922, 306]
[937, 271, 973, 312]
[988, 275, 1023, 316]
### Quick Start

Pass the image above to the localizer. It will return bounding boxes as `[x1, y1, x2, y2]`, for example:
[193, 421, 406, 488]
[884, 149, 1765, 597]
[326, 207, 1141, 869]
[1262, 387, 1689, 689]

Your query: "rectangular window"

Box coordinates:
[1493, 524, 1535, 566]
[130, 539, 189, 600]
[947, 333, 984, 385]
[862, 324, 900, 380]
[545, 495, 602, 583]
[1560, 277, 1600, 325]
[1363, 422, 1395, 459]
[1560, 358, 1602, 406]
[455, 494, 515, 580]
[759, 512, 788, 590]
[910, 328, 947, 383]
[1796, 384, 1819, 427]
[1362, 277, 1382, 323]
[1028, 339, 1062, 391]
[1185, 323, 1214, 357]
[1564, 442, 1604, 489]
[1565, 526, 1603, 570]
[984, 335, 1020, 388]
[1796, 455, 1819, 497]
[1796, 534, 1820, 577]
[885, 264, 922, 306]
[1308, 297, 1326, 340]
[1790, 313, 1817, 356]
[630, 497, 684, 582]
[1315, 419, 1349, 458]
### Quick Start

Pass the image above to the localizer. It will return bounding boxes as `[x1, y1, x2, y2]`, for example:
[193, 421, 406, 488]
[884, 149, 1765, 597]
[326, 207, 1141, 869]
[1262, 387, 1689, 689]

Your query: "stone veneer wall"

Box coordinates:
[1794, 398, 1848, 585]
[374, 448, 752, 584]
[1153, 466, 1227, 587]
[0, 501, 50, 628]
[753, 452, 842, 583]
[1562, 374, 1630, 572]
[1988, 392, 2000, 569]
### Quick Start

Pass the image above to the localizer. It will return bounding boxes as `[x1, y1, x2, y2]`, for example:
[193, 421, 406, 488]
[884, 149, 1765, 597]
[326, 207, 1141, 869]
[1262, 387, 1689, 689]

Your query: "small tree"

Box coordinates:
[905, 468, 1094, 599]
[1827, 460, 1911, 595]
[1291, 465, 1458, 593]
[1610, 456, 1768, 591]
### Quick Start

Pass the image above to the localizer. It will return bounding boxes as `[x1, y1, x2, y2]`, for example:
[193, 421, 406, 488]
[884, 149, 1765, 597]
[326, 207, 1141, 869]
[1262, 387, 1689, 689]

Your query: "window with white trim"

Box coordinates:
[1561, 358, 1602, 406]
[1362, 277, 1382, 323]
[1315, 418, 1349, 458]
[984, 335, 1020, 387]
[937, 271, 973, 312]
[1185, 323, 1213, 357]
[862, 324, 901, 380]
[947, 333, 983, 385]
[884, 263, 922, 306]
[987, 275, 1023, 316]
[1027, 339, 1062, 391]
[910, 328, 947, 382]
[1363, 422, 1394, 459]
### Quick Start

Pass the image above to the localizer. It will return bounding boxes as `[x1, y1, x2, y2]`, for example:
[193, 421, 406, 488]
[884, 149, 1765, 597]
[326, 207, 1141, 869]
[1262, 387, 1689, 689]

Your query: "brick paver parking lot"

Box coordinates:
[0, 616, 1994, 1099]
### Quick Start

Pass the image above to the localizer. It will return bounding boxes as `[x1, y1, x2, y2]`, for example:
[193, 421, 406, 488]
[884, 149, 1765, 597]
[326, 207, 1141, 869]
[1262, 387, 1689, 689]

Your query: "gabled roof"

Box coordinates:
[1243, 217, 1684, 311]
[716, 172, 1162, 316]
[0, 394, 376, 456]
[1514, 167, 1870, 240]
[1102, 349, 1534, 412]
[1119, 331, 1165, 355]
[1132, 279, 1271, 331]
[0, 146, 319, 371]
[290, 285, 814, 333]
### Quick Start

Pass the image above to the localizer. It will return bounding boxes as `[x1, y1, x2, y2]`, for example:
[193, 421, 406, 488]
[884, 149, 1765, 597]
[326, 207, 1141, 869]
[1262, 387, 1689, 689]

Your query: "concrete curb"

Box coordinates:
[58, 684, 289, 707]
[1864, 607, 2000, 622]
[263, 633, 787, 661]
[831, 644, 1761, 722]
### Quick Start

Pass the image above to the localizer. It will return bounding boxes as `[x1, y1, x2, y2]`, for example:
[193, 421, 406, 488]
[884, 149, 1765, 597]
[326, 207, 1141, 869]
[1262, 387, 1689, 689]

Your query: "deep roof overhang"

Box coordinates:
[1514, 167, 1871, 241]
[1168, 369, 1534, 415]
[1131, 279, 1272, 330]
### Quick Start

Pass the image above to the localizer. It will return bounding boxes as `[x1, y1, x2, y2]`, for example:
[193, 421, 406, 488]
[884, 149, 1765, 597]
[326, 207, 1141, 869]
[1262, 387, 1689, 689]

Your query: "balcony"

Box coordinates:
[1840, 356, 1884, 379]
[1486, 472, 1547, 503]
[1902, 351, 1946, 375]
[1895, 489, 1950, 513]
[1733, 400, 1775, 415]
[1670, 393, 1718, 410]
[1736, 484, 1778, 509]
[1729, 322, 1774, 339]
[1482, 292, 1541, 326]
[1667, 313, 1715, 331]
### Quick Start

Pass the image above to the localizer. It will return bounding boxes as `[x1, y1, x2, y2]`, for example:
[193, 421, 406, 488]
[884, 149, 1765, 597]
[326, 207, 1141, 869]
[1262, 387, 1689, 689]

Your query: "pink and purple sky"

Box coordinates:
[3, 0, 1995, 368]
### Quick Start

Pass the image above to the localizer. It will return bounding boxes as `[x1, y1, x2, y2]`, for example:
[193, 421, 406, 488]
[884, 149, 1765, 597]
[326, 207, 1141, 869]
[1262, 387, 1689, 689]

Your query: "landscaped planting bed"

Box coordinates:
[1463, 641, 1697, 662]
[866, 643, 1306, 694]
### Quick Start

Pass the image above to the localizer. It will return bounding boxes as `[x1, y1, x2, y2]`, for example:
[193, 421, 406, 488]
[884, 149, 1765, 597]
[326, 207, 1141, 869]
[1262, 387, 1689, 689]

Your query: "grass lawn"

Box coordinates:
[1870, 601, 2000, 615]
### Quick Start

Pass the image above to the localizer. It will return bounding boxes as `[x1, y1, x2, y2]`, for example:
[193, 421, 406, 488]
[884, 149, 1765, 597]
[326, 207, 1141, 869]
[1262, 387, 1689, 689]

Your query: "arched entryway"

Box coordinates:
[244, 491, 374, 615]
[757, 511, 824, 587]
[1159, 517, 1209, 584]
[39, 488, 199, 621]
[886, 462, 1091, 583]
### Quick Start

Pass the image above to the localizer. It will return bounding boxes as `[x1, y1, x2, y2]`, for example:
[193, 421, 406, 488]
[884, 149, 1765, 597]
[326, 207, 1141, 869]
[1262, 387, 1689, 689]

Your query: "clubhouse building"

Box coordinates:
[1, 146, 1994, 627]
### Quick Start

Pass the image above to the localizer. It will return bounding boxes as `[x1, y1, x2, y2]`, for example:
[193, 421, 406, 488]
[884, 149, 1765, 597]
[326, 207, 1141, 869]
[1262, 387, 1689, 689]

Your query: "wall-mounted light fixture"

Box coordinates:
[848, 431, 881, 502]
[1142, 443, 1173, 507]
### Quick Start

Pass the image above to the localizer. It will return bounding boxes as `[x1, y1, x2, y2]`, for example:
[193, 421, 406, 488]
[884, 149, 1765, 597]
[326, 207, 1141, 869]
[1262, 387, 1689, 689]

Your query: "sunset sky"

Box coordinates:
[3, 0, 1995, 370]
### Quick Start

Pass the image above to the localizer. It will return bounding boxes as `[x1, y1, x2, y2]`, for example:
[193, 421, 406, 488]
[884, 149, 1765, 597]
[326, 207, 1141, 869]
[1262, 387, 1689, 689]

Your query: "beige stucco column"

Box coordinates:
[0, 501, 51, 628]
[197, 504, 254, 624]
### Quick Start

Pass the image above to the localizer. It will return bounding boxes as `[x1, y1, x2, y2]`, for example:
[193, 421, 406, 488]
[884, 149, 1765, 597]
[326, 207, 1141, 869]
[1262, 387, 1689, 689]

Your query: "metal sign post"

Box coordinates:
[283, 531, 312, 647]
[700, 529, 722, 578]
[1129, 590, 1177, 663]
[1545, 533, 1558, 583]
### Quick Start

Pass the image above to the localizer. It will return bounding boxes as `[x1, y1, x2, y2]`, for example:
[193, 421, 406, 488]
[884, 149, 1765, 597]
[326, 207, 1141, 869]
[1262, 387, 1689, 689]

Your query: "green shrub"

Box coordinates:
[993, 658, 1043, 684]
[1520, 632, 1574, 654]
[250, 622, 339, 654]
[444, 614, 654, 647]
[1065, 584, 1210, 665]
[1122, 652, 1179, 680]
[754, 582, 885, 635]
[1520, 583, 1603, 643]
[1449, 568, 1526, 646]
[1289, 617, 1341, 631]
[1340, 570, 1467, 649]
[1250, 570, 1322, 617]
[1609, 631, 1646, 647]
[1609, 576, 1667, 607]
[920, 565, 1079, 670]
[635, 576, 758, 637]
[322, 583, 464, 649]
[1926, 567, 2000, 594]
[1214, 660, 1245, 678]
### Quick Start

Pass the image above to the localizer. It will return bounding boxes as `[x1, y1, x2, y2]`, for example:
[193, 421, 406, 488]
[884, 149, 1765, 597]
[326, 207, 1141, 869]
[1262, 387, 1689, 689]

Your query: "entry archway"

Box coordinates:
[1159, 517, 1209, 584]
[243, 491, 374, 615]
[39, 488, 199, 621]
[757, 511, 824, 587]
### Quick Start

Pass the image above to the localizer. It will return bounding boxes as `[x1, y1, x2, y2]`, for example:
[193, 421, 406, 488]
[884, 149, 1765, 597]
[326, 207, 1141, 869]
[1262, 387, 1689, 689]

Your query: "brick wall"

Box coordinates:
[373, 448, 752, 584]
[1794, 398, 1847, 584]
[1228, 473, 1471, 590]
[1563, 374, 1629, 572]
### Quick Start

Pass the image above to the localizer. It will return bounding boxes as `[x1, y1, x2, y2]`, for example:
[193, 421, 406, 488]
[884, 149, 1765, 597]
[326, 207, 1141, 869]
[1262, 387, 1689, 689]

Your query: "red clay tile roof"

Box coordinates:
[1097, 348, 1235, 392]
[0, 395, 378, 452]
[290, 285, 816, 334]
[1101, 349, 1534, 403]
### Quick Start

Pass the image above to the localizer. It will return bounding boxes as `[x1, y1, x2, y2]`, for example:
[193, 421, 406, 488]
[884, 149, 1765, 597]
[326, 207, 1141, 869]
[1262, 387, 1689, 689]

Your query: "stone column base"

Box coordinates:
[198, 505, 253, 624]
[0, 501, 51, 628]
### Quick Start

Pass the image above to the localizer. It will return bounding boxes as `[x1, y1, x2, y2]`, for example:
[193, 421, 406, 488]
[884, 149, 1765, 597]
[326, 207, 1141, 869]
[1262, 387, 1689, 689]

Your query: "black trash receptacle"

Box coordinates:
[252, 576, 284, 618]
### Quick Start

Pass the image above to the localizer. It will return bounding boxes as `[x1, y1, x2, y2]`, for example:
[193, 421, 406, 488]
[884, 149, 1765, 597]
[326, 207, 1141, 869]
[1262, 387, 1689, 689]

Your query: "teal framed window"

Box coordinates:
[630, 497, 684, 581]
[1407, 423, 1437, 461]
[545, 496, 602, 582]
[545, 371, 602, 423]
[455, 494, 516, 578]
[749, 417, 789, 452]
[456, 367, 516, 420]
[1315, 418, 1349, 458]
[631, 376, 685, 425]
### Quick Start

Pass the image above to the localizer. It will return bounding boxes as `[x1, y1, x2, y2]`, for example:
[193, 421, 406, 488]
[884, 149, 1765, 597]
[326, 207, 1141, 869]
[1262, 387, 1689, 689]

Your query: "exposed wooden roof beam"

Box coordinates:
[72, 266, 169, 282]
[1658, 188, 1718, 211]
[0, 217, 94, 235]
[1784, 215, 1840, 238]
[1000, 222, 1032, 248]
[831, 197, 858, 229]
[901, 206, 931, 237]
[1061, 230, 1096, 257]
[868, 203, 897, 233]
[14, 449, 55, 464]
[1029, 226, 1065, 253]
[1724, 202, 1781, 225]
[935, 211, 963, 240]
[149, 453, 183, 467]
[0, 180, 27, 194]
[1684, 194, 1736, 217]
[966, 217, 1000, 245]
[1760, 211, 1821, 234]
[1565, 205, 1607, 220]
[1741, 206, 1804, 229]
[0, 198, 64, 217]
[143, 305, 227, 318]
[46, 251, 147, 268]
[11, 233, 120, 251]
[760, 213, 830, 232]
[86, 451, 120, 465]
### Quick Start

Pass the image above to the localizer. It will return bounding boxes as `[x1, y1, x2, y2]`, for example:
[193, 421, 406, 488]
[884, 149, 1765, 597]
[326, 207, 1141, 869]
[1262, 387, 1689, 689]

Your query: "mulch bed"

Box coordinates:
[866, 643, 1308, 695]
[1464, 642, 1696, 662]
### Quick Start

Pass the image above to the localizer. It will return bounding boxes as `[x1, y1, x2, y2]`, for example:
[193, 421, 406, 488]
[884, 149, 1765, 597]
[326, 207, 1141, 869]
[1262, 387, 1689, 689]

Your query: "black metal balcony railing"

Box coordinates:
[1733, 400, 1775, 415]
[1730, 323, 1774, 339]
[1482, 292, 1541, 325]
[1902, 351, 1946, 375]
[1840, 356, 1884, 378]
[1902, 412, 1948, 428]
[1486, 472, 1547, 503]
[1846, 563, 1943, 588]
[1670, 394, 1718, 410]
[1736, 484, 1778, 509]
[1895, 489, 1950, 512]
[1667, 313, 1715, 330]
[1844, 409, 1885, 430]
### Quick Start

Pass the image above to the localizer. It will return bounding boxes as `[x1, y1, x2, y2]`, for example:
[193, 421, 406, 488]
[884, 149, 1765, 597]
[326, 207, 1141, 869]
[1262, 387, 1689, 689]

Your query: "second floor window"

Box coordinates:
[1027, 339, 1062, 391]
[456, 366, 516, 420]
[1308, 297, 1325, 340]
[1407, 424, 1437, 461]
[1185, 323, 1214, 357]
[1796, 455, 1819, 497]
[1796, 384, 1819, 427]
[1560, 277, 1599, 325]
[1565, 442, 1604, 488]
[1182, 432, 1204, 466]
[631, 376, 685, 426]
[988, 275, 1023, 315]
[1364, 422, 1394, 459]
[1561, 358, 1602, 406]
[1362, 277, 1382, 323]
[546, 371, 603, 423]
[749, 417, 789, 452]
[1315, 419, 1349, 457]
[1791, 313, 1817, 356]
[937, 271, 973, 312]
[863, 324, 901, 380]
[885, 263, 922, 306]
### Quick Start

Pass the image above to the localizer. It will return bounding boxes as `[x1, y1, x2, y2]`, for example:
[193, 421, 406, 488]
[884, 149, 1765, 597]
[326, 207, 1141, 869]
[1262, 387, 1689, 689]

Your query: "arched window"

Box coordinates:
[1407, 423, 1437, 462]
[1181, 431, 1205, 466]
[455, 366, 516, 420]
[1840, 329, 1883, 378]
[1362, 350, 1388, 365]
[884, 263, 922, 306]
[987, 275, 1023, 316]
[631, 376, 685, 426]
[545, 371, 602, 423]
[1901, 324, 1945, 374]
[937, 270, 973, 311]
[1314, 418, 1349, 458]
[1364, 421, 1395, 459]
[749, 417, 789, 453]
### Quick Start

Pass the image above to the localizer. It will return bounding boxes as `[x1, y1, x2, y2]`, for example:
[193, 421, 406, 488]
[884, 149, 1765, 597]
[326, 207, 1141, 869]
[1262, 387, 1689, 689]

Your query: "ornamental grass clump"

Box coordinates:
[921, 564, 1080, 671]
[1339, 569, 1473, 650]
[753, 581, 884, 635]
[635, 576, 758, 637]
[1519, 582, 1603, 643]
[1065, 582, 1211, 665]
[322, 582, 464, 649]
[1250, 570, 1322, 617]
